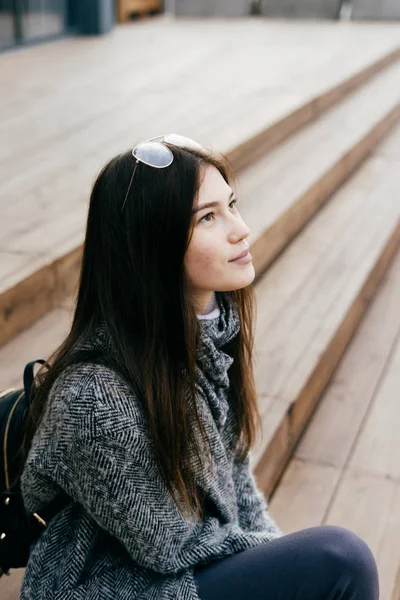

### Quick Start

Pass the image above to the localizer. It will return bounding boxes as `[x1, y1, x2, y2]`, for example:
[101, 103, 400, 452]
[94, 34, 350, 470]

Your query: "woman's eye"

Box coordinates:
[200, 212, 214, 223]
[199, 199, 238, 223]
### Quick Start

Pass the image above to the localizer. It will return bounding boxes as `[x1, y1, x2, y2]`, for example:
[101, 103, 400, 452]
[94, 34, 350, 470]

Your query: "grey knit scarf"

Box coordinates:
[196, 292, 240, 429]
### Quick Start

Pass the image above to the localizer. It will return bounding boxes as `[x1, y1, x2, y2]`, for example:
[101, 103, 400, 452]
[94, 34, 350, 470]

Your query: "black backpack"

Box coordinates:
[0, 360, 68, 577]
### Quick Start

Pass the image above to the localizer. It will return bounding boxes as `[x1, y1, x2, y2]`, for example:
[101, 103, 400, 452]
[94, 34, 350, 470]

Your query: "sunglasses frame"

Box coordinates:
[121, 134, 203, 212]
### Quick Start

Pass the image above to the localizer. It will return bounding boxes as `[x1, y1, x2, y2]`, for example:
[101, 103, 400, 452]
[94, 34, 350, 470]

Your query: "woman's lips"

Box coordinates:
[229, 251, 252, 265]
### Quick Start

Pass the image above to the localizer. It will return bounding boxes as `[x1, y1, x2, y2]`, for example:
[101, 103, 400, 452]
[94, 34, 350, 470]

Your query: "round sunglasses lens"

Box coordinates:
[163, 134, 203, 152]
[133, 142, 173, 168]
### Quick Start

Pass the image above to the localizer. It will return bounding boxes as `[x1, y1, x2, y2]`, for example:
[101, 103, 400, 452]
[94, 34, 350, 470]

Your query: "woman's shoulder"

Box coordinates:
[22, 362, 148, 505]
[47, 361, 146, 437]
[52, 360, 128, 397]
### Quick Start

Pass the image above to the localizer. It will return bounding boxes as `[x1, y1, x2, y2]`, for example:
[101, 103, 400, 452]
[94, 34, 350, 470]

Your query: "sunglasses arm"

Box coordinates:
[121, 160, 139, 212]
[147, 135, 166, 143]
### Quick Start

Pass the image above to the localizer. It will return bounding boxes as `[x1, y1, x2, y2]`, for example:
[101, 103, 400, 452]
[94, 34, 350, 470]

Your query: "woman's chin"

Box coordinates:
[218, 265, 256, 291]
[235, 264, 255, 287]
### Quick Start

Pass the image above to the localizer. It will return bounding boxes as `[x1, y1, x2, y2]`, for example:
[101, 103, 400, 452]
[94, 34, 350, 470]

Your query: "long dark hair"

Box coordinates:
[24, 143, 262, 523]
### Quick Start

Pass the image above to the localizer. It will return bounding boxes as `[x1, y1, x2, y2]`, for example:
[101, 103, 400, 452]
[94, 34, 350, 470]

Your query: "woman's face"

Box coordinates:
[184, 165, 255, 313]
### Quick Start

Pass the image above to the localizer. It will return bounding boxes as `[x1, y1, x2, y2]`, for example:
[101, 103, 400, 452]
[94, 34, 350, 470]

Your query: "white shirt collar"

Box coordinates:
[196, 292, 221, 321]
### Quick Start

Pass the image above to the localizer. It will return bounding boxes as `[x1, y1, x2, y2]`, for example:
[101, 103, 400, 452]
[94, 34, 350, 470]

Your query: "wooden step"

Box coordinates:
[0, 305, 73, 391]
[1, 19, 400, 347]
[269, 248, 400, 600]
[238, 58, 400, 276]
[392, 565, 400, 600]
[249, 120, 400, 500]
[0, 569, 24, 600]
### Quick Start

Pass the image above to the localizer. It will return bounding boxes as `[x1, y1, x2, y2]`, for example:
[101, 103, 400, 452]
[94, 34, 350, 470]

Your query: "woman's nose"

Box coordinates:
[229, 216, 251, 243]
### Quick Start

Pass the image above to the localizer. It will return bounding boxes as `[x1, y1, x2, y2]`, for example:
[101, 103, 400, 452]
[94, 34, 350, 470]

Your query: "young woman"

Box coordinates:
[21, 135, 379, 600]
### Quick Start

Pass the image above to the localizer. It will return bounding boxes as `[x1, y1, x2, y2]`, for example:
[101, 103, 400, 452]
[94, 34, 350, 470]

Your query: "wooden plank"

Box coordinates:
[254, 156, 400, 399]
[239, 62, 400, 275]
[252, 396, 292, 495]
[0, 261, 57, 347]
[392, 564, 400, 600]
[0, 569, 25, 600]
[270, 248, 400, 599]
[0, 307, 73, 390]
[252, 146, 399, 347]
[326, 470, 400, 600]
[0, 244, 81, 347]
[269, 458, 340, 533]
[252, 132, 400, 495]
[0, 252, 42, 289]
[349, 331, 400, 480]
[286, 214, 400, 426]
[271, 460, 400, 600]
[255, 223, 400, 498]
[295, 253, 400, 468]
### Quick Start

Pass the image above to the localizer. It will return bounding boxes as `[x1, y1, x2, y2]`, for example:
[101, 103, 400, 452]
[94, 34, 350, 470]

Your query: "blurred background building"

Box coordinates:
[1, 0, 399, 52]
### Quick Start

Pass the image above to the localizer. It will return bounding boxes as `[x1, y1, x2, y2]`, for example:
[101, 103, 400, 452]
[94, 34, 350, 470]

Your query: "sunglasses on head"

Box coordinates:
[121, 134, 204, 212]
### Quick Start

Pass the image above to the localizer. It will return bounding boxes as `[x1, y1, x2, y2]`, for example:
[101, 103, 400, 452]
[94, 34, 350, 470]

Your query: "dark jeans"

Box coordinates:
[194, 526, 379, 600]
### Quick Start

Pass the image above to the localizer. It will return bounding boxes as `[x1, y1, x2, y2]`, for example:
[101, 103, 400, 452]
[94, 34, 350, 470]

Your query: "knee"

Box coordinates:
[320, 526, 379, 589]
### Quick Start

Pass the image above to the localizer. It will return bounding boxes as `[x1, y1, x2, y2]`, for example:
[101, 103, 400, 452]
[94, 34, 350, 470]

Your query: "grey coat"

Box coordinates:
[20, 294, 282, 599]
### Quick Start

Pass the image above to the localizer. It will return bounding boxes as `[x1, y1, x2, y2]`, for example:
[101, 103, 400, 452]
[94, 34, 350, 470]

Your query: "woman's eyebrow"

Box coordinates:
[192, 191, 235, 214]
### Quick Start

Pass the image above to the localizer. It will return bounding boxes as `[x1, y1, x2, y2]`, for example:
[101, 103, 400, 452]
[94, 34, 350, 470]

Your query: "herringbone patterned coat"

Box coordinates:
[20, 294, 282, 599]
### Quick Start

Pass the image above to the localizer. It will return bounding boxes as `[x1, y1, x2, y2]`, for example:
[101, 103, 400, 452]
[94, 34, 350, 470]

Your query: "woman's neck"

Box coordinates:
[196, 292, 220, 321]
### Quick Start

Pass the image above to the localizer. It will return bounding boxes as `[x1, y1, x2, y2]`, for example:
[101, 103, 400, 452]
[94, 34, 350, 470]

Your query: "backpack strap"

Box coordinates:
[23, 360, 47, 402]
[22, 360, 71, 532]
